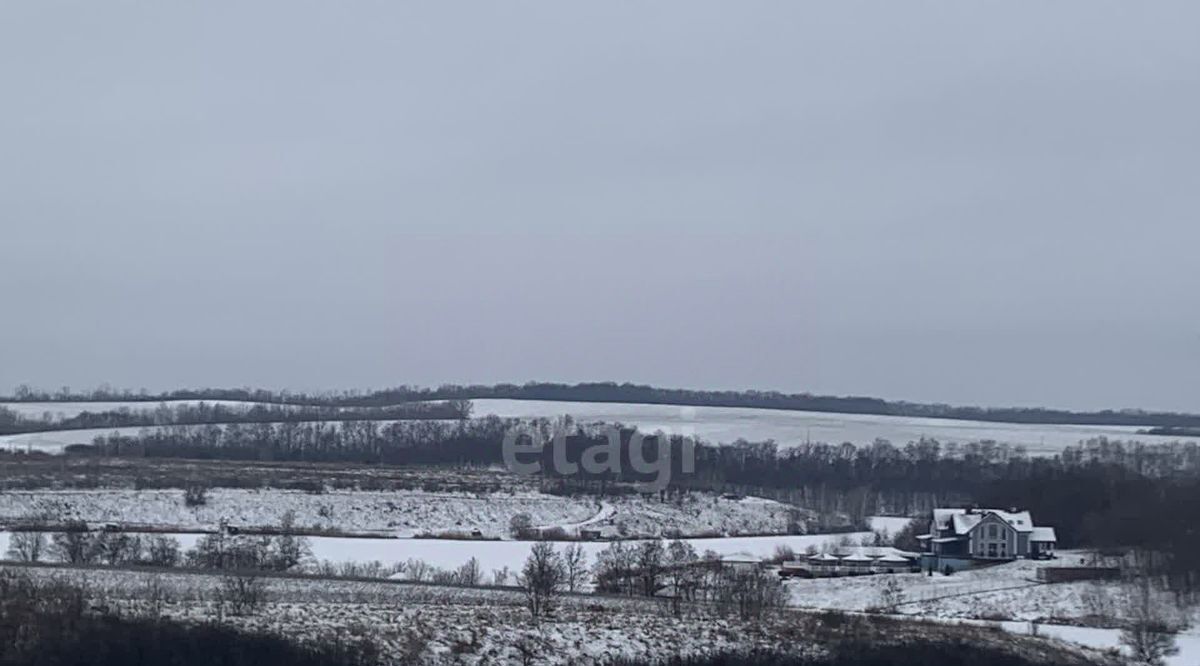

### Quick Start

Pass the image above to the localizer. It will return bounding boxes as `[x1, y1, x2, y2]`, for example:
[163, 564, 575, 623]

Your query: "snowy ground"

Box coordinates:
[469, 398, 1200, 455]
[780, 552, 1200, 666]
[0, 488, 807, 538]
[785, 552, 1190, 629]
[1, 563, 1117, 666]
[0, 487, 589, 536]
[0, 563, 807, 665]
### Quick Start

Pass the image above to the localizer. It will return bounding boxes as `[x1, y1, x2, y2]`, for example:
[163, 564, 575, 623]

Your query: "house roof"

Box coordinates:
[842, 546, 921, 559]
[936, 508, 1035, 534]
[808, 553, 840, 561]
[1031, 526, 1057, 542]
[841, 554, 873, 562]
[876, 554, 910, 563]
[720, 551, 762, 564]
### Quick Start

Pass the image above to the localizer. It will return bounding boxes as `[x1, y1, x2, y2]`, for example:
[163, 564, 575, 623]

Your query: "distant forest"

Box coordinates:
[68, 417, 1200, 597]
[0, 400, 470, 436]
[5, 380, 1200, 428]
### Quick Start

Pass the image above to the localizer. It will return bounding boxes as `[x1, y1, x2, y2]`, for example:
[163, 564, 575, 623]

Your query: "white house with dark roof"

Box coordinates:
[917, 507, 1057, 562]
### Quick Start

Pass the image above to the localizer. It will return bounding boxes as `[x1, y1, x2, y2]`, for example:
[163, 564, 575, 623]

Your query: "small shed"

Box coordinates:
[1030, 526, 1057, 559]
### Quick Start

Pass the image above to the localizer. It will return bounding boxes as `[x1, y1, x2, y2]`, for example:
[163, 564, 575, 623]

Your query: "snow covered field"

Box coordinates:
[0, 530, 871, 579]
[782, 554, 1198, 665]
[2, 554, 1181, 664]
[0, 488, 589, 536]
[0, 488, 806, 539]
[6, 397, 1198, 457]
[789, 555, 1085, 618]
[2, 562, 1132, 665]
[471, 398, 1200, 455]
[786, 552, 1197, 633]
[992, 621, 1200, 666]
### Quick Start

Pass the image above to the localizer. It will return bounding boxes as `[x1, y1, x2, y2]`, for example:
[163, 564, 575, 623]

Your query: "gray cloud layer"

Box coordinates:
[2, 2, 1198, 411]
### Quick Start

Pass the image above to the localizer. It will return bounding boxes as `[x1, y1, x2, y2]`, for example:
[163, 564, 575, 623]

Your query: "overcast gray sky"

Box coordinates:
[2, 2, 1198, 412]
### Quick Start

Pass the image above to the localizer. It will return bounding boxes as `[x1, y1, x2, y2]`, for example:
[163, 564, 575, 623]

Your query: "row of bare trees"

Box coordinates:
[514, 539, 786, 623]
[6, 528, 182, 567]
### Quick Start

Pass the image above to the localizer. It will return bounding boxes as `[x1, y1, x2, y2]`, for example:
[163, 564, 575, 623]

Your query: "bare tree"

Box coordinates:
[517, 542, 565, 622]
[593, 541, 637, 595]
[666, 539, 700, 605]
[636, 540, 664, 596]
[509, 513, 534, 539]
[184, 484, 208, 507]
[6, 531, 46, 562]
[269, 511, 311, 571]
[714, 565, 788, 620]
[146, 535, 181, 567]
[219, 572, 267, 616]
[96, 532, 143, 565]
[142, 574, 172, 619]
[770, 544, 796, 564]
[877, 576, 905, 610]
[511, 630, 548, 666]
[562, 543, 587, 592]
[891, 518, 924, 552]
[49, 525, 99, 564]
[456, 557, 482, 586]
[406, 558, 433, 582]
[1120, 578, 1180, 666]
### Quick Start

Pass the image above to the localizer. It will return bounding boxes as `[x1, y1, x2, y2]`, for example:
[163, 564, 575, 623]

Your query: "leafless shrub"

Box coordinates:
[511, 630, 549, 666]
[6, 531, 47, 562]
[1120, 578, 1180, 666]
[769, 544, 796, 564]
[877, 576, 905, 610]
[184, 484, 208, 507]
[509, 513, 534, 539]
[142, 574, 173, 619]
[218, 572, 267, 616]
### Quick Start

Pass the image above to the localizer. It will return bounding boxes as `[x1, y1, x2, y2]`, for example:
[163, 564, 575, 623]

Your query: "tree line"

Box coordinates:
[0, 400, 471, 435]
[9, 380, 1200, 428]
